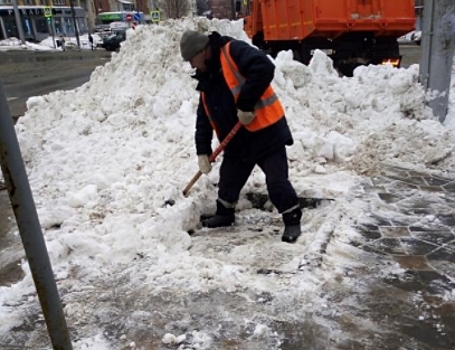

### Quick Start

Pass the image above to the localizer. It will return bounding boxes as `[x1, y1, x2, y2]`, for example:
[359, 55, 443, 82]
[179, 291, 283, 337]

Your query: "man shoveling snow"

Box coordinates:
[180, 30, 302, 243]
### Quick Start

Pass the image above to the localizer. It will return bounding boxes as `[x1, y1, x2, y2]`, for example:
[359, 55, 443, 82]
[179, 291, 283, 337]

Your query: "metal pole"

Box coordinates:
[12, 0, 26, 44]
[70, 0, 81, 47]
[47, 17, 56, 49]
[419, 0, 455, 123]
[0, 78, 73, 350]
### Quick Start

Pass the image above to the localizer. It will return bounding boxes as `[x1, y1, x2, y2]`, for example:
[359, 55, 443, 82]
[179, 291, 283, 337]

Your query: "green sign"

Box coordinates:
[150, 11, 160, 23]
[98, 13, 123, 21]
[43, 6, 52, 18]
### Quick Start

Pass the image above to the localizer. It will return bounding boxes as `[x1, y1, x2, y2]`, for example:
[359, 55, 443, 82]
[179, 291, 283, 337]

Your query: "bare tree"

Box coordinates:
[207, 0, 234, 19]
[160, 0, 191, 19]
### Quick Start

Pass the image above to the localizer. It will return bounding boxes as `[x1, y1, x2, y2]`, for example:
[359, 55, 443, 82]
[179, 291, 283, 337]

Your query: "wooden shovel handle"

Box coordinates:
[182, 171, 202, 197]
[183, 122, 242, 197]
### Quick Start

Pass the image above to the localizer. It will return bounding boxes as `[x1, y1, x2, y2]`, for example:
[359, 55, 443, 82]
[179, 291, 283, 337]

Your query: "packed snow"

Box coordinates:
[1, 17, 454, 349]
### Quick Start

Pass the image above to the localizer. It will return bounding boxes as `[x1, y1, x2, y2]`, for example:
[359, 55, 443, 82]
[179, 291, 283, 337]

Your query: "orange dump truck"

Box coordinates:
[241, 0, 415, 75]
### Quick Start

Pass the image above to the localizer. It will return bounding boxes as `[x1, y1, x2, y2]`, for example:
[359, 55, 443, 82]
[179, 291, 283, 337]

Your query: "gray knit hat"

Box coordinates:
[180, 30, 209, 61]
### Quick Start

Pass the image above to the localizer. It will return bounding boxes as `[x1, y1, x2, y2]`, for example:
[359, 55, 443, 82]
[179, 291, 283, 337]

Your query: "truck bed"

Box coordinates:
[246, 0, 415, 41]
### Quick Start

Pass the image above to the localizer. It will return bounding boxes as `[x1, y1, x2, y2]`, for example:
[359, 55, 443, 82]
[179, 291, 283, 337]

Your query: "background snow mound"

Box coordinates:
[8, 16, 455, 300]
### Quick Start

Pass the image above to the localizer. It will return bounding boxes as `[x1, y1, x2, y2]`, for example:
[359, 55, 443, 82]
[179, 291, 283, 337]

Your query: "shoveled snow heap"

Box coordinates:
[1, 17, 455, 349]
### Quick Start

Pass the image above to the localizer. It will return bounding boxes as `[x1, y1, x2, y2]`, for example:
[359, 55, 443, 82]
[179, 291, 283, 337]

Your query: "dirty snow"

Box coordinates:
[1, 17, 454, 349]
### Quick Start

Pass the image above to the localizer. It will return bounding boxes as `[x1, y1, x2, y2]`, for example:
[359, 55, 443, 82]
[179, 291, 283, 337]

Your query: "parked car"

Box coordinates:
[411, 30, 422, 45]
[102, 30, 126, 51]
[397, 30, 421, 45]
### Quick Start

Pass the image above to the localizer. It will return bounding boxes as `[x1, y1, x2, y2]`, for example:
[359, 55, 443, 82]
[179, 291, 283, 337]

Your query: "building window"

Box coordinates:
[54, 17, 64, 35]
[0, 0, 13, 4]
[39, 0, 49, 5]
[64, 17, 74, 33]
[53, 0, 66, 5]
[77, 17, 87, 34]
[24, 0, 35, 5]
[35, 18, 49, 34]
[120, 3, 134, 12]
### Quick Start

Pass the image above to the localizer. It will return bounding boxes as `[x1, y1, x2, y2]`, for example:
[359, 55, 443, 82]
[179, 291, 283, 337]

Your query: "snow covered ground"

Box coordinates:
[0, 33, 101, 51]
[1, 18, 454, 349]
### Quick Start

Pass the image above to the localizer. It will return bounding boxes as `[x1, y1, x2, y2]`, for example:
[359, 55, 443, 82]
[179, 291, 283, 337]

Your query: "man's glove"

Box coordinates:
[237, 110, 255, 125]
[198, 155, 212, 174]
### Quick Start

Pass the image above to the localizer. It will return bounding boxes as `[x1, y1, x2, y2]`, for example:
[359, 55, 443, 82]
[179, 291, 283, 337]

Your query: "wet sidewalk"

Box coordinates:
[350, 164, 455, 349]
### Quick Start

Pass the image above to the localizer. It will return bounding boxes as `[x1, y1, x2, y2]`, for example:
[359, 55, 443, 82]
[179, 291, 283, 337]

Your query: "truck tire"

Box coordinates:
[293, 43, 311, 65]
[335, 63, 360, 77]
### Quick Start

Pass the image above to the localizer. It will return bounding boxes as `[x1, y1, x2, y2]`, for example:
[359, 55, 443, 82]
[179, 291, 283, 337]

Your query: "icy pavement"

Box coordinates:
[1, 163, 454, 350]
[344, 164, 455, 350]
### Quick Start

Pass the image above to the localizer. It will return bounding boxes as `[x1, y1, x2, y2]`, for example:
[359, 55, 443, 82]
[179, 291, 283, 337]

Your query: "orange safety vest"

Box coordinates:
[201, 41, 285, 133]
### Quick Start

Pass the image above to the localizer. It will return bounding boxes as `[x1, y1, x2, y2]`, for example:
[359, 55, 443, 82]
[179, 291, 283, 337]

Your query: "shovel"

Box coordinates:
[183, 121, 242, 197]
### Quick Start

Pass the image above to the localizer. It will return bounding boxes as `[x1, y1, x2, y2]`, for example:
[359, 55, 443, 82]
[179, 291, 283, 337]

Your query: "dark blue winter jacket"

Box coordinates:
[193, 32, 293, 162]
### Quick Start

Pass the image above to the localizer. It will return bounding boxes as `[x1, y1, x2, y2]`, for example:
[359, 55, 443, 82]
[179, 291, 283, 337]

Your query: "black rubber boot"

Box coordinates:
[201, 200, 235, 228]
[282, 208, 302, 243]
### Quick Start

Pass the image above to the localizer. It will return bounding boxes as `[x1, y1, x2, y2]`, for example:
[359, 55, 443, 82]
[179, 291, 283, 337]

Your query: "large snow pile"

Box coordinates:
[1, 17, 454, 349]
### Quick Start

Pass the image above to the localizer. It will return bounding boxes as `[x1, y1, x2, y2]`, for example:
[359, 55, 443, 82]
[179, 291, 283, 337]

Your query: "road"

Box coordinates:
[0, 44, 422, 287]
[0, 49, 112, 118]
[400, 43, 421, 68]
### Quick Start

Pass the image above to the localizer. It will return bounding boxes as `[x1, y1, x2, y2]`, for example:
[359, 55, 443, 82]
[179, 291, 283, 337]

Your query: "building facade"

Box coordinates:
[0, 0, 149, 41]
[0, 0, 198, 42]
[0, 0, 87, 41]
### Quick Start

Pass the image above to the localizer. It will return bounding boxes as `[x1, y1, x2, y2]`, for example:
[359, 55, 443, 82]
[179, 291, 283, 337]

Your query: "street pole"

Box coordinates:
[419, 0, 455, 123]
[70, 0, 81, 47]
[47, 17, 56, 49]
[12, 0, 25, 45]
[0, 78, 73, 350]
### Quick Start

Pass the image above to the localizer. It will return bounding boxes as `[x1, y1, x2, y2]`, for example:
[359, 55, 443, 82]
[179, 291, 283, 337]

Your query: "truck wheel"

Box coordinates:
[292, 49, 303, 61]
[294, 44, 311, 65]
[335, 63, 358, 77]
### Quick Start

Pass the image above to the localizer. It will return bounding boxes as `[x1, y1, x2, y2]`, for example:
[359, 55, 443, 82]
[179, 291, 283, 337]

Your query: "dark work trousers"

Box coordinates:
[218, 146, 298, 213]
